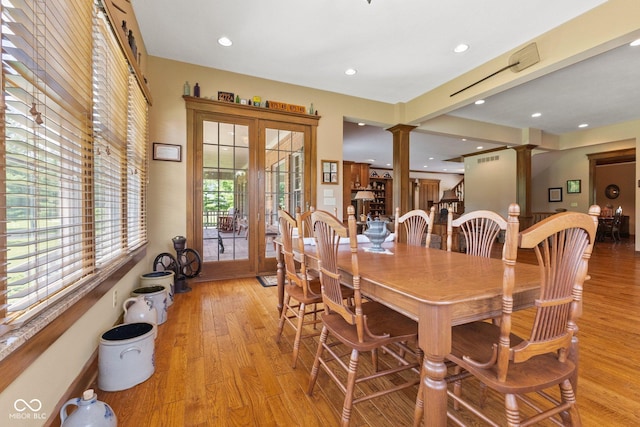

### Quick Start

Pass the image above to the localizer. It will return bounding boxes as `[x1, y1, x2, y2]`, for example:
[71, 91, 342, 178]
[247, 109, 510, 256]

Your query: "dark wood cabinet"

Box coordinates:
[342, 161, 370, 218]
[368, 177, 392, 217]
[418, 179, 440, 210]
[620, 215, 630, 237]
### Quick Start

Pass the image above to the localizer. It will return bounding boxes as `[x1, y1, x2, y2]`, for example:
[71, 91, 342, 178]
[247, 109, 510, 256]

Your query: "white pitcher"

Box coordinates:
[123, 295, 157, 327]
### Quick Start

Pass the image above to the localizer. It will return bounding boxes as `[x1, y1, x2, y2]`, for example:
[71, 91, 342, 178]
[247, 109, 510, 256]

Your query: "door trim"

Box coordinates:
[185, 97, 319, 280]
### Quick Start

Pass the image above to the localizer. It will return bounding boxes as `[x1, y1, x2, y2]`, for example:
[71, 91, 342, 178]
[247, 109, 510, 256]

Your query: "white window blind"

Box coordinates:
[0, 0, 149, 337]
[1, 0, 94, 328]
[127, 75, 148, 251]
[93, 10, 128, 267]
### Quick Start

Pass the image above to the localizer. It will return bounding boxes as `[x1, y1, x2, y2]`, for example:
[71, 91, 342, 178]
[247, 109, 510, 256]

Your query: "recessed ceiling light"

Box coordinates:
[218, 36, 232, 47]
[423, 165, 428, 168]
[578, 123, 589, 128]
[386, 163, 391, 166]
[531, 112, 542, 118]
[476, 146, 483, 150]
[453, 44, 469, 53]
[357, 122, 365, 126]
[345, 68, 357, 76]
[366, 158, 375, 162]
[630, 39, 640, 47]
[461, 138, 467, 141]
[428, 157, 434, 160]
[474, 99, 485, 105]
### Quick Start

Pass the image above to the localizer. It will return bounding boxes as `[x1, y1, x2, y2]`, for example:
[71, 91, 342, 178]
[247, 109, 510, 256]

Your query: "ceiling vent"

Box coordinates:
[477, 155, 500, 164]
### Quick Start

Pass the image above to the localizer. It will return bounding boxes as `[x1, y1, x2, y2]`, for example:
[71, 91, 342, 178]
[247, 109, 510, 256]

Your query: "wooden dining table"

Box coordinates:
[274, 239, 541, 427]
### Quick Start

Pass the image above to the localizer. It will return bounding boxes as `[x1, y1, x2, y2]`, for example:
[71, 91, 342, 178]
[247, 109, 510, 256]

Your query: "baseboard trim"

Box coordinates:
[45, 349, 99, 427]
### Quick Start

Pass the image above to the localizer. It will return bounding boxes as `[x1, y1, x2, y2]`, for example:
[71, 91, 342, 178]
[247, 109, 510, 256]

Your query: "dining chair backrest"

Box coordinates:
[394, 206, 435, 246]
[296, 206, 338, 241]
[296, 206, 316, 241]
[490, 204, 600, 383]
[278, 209, 318, 299]
[447, 209, 508, 257]
[312, 205, 368, 341]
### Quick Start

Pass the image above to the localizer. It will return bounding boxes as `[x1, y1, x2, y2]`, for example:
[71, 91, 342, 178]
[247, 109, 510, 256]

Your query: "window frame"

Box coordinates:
[0, 0, 150, 392]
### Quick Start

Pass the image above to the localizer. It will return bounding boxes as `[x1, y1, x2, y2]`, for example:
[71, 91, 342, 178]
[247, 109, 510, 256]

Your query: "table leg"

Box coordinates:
[419, 305, 452, 427]
[275, 242, 284, 315]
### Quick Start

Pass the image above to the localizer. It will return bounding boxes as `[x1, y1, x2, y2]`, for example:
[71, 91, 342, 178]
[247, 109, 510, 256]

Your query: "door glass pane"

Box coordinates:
[264, 128, 304, 258]
[202, 120, 249, 261]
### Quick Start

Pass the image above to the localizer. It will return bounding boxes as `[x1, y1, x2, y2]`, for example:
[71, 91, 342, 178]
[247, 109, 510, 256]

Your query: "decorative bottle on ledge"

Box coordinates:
[183, 81, 190, 96]
[193, 83, 200, 97]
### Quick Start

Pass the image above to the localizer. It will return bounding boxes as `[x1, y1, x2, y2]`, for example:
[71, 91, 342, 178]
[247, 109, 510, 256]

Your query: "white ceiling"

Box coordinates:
[344, 42, 640, 173]
[132, 0, 639, 173]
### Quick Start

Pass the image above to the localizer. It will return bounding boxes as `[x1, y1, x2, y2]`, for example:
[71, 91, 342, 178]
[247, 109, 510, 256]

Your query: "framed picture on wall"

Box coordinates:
[321, 160, 339, 184]
[548, 187, 563, 202]
[567, 179, 581, 194]
[153, 142, 181, 162]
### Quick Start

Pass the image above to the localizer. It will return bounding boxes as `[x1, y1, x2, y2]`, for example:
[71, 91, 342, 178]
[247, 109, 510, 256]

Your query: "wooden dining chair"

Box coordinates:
[598, 210, 622, 242]
[446, 209, 508, 256]
[416, 204, 600, 426]
[394, 206, 435, 246]
[275, 209, 324, 368]
[295, 206, 314, 239]
[308, 205, 422, 427]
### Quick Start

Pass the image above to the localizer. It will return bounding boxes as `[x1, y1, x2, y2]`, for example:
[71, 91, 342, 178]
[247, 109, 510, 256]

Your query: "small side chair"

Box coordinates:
[446, 209, 508, 256]
[394, 206, 435, 247]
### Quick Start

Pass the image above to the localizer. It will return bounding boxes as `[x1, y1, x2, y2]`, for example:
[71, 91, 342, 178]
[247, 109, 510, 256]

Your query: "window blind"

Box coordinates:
[93, 9, 128, 267]
[127, 75, 148, 251]
[1, 0, 94, 328]
[0, 0, 149, 337]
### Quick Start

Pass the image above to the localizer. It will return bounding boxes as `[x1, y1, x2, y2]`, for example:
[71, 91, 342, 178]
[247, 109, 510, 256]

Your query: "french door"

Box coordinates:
[186, 99, 318, 280]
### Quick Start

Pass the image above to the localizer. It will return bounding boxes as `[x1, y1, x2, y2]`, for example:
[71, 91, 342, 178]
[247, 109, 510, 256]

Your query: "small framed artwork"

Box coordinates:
[321, 160, 339, 185]
[548, 187, 563, 202]
[153, 143, 181, 162]
[567, 179, 581, 194]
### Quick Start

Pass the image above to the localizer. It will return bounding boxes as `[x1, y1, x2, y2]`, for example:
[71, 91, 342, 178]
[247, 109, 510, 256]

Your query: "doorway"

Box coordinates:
[185, 98, 318, 280]
[588, 147, 635, 239]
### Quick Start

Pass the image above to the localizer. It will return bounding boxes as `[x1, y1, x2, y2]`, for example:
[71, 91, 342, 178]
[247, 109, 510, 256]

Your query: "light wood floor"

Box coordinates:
[95, 238, 640, 426]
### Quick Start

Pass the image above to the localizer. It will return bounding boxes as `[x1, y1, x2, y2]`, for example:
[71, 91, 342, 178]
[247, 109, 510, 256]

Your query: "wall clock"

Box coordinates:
[605, 184, 620, 199]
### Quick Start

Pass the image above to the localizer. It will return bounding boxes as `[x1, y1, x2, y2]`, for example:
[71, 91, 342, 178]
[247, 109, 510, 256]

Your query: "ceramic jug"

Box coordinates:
[60, 389, 117, 427]
[123, 295, 157, 326]
[131, 285, 168, 324]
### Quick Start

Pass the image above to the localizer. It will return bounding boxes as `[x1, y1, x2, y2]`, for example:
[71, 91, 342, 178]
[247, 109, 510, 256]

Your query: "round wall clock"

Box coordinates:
[605, 184, 620, 199]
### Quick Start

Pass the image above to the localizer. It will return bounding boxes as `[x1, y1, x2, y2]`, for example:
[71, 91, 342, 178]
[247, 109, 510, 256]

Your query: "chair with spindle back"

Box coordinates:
[446, 209, 508, 256]
[275, 209, 324, 368]
[308, 205, 422, 427]
[444, 208, 509, 409]
[394, 206, 435, 246]
[416, 204, 599, 426]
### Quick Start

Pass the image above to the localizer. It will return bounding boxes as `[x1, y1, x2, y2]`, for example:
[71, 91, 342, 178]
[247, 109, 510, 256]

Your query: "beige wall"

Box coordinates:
[532, 139, 634, 211]
[464, 149, 518, 218]
[145, 57, 396, 260]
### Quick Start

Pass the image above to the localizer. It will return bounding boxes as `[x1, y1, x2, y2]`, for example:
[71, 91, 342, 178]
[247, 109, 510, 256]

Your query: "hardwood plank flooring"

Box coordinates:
[95, 238, 640, 426]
